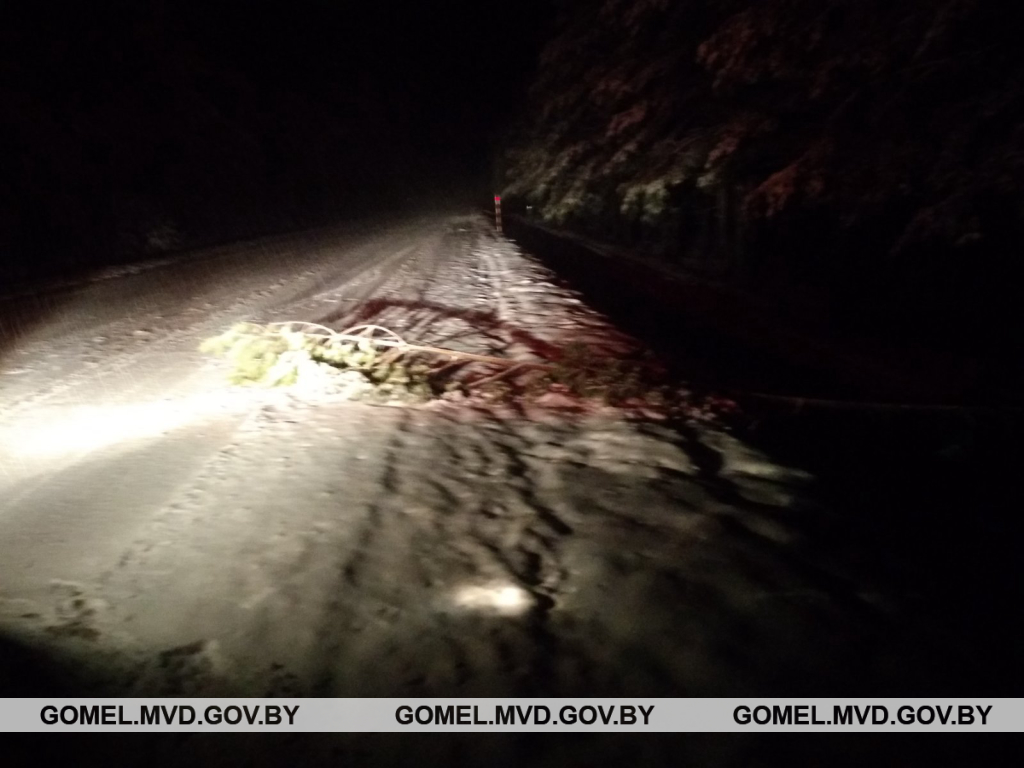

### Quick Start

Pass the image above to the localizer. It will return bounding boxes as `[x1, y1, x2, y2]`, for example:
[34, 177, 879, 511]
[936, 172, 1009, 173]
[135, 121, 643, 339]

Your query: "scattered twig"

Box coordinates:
[470, 363, 533, 388]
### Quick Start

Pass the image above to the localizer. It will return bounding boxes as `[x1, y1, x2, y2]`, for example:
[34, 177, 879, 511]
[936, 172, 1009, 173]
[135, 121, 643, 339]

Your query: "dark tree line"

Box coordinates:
[1, 1, 546, 283]
[502, 0, 1024, 356]
[1, 2, 358, 279]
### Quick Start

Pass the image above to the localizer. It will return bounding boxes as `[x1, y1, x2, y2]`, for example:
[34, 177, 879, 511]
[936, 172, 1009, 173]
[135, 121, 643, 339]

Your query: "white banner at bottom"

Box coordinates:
[4, 698, 1019, 732]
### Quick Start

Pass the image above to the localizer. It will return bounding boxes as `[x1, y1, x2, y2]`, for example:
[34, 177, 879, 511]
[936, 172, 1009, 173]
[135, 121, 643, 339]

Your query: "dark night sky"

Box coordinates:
[189, 1, 550, 150]
[0, 0, 554, 273]
[4, 0, 551, 149]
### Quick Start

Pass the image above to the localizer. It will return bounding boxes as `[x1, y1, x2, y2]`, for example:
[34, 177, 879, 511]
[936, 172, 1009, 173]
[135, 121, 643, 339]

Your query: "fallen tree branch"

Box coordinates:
[338, 323, 409, 345]
[201, 321, 659, 407]
[249, 321, 554, 371]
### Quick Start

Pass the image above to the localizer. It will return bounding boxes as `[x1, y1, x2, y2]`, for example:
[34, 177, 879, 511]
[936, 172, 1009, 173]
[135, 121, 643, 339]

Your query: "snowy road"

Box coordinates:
[0, 214, 981, 698]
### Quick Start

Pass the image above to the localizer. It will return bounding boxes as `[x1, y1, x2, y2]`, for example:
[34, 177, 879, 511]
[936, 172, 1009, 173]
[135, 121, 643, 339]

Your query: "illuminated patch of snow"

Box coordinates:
[452, 583, 533, 616]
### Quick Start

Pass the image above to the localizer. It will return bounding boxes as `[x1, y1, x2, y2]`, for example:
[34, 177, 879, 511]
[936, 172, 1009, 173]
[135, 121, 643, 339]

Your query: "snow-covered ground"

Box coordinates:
[0, 214, 972, 699]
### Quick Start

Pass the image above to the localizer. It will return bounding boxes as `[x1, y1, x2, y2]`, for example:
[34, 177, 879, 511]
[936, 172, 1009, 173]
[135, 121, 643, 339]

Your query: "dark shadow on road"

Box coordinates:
[731, 405, 1023, 696]
[0, 631, 75, 696]
[505, 217, 999, 404]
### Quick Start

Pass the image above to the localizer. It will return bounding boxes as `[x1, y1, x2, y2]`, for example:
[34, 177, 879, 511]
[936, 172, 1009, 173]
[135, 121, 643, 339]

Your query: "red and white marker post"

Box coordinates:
[494, 195, 502, 234]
